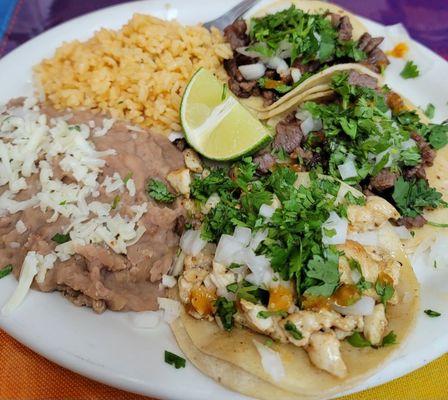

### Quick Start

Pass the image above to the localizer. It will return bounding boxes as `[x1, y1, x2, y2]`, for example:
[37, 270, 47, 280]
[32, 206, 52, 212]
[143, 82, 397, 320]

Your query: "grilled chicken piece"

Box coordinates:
[178, 267, 210, 304]
[337, 240, 379, 283]
[209, 261, 236, 296]
[237, 299, 287, 342]
[166, 168, 191, 196]
[281, 310, 362, 347]
[348, 196, 400, 232]
[364, 303, 388, 346]
[306, 331, 348, 378]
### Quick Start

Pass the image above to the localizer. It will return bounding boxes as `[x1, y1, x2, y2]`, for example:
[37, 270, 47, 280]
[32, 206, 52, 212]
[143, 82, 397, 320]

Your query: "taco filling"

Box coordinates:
[223, 3, 388, 105]
[176, 161, 408, 378]
[254, 70, 448, 228]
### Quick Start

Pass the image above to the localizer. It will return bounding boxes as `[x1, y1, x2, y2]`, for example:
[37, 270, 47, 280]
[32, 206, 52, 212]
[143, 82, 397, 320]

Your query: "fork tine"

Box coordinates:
[203, 0, 262, 30]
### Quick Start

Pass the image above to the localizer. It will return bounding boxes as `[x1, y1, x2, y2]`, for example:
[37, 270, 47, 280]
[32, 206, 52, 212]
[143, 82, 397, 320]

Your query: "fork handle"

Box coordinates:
[208, 0, 261, 29]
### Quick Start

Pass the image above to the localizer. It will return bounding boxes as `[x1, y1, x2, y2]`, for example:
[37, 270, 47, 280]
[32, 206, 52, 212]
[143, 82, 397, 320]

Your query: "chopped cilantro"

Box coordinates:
[164, 351, 186, 369]
[380, 331, 397, 347]
[226, 281, 268, 305]
[111, 195, 121, 210]
[59, 200, 67, 206]
[303, 248, 340, 297]
[284, 321, 303, 340]
[375, 280, 395, 305]
[400, 60, 419, 79]
[215, 297, 237, 331]
[392, 177, 446, 218]
[424, 103, 435, 119]
[356, 277, 373, 292]
[146, 179, 176, 203]
[347, 332, 371, 347]
[51, 233, 71, 244]
[424, 309, 441, 318]
[264, 338, 274, 347]
[428, 123, 448, 149]
[68, 125, 81, 132]
[0, 264, 13, 279]
[221, 83, 227, 100]
[257, 310, 288, 319]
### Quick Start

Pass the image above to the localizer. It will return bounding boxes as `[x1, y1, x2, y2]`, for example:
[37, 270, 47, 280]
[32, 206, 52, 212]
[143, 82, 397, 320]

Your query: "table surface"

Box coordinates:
[0, 1, 447, 399]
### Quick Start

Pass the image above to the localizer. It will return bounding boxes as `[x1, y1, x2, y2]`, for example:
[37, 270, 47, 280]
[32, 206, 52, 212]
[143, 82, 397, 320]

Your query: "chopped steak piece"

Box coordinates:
[347, 70, 378, 89]
[412, 133, 436, 167]
[328, 12, 342, 28]
[261, 89, 278, 106]
[274, 114, 304, 153]
[224, 58, 244, 82]
[403, 165, 427, 180]
[254, 152, 276, 173]
[369, 169, 398, 192]
[264, 69, 277, 79]
[239, 80, 258, 92]
[363, 36, 384, 54]
[224, 19, 249, 50]
[358, 33, 373, 51]
[174, 138, 187, 152]
[291, 58, 321, 74]
[174, 215, 186, 236]
[338, 16, 353, 41]
[366, 48, 390, 71]
[397, 215, 427, 229]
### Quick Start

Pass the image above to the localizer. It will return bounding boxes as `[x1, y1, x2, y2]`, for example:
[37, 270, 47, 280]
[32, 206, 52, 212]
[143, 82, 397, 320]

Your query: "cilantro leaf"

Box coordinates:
[146, 179, 176, 203]
[214, 297, 237, 331]
[52, 233, 71, 244]
[424, 103, 435, 119]
[424, 309, 441, 318]
[347, 332, 371, 347]
[111, 195, 121, 210]
[164, 351, 186, 369]
[380, 331, 397, 347]
[428, 123, 448, 150]
[284, 321, 303, 340]
[0, 264, 13, 279]
[392, 177, 446, 218]
[375, 280, 395, 305]
[303, 248, 340, 297]
[400, 60, 419, 79]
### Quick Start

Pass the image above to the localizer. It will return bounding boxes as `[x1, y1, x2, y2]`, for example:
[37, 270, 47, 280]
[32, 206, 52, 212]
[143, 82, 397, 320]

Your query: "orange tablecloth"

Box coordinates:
[0, 329, 447, 400]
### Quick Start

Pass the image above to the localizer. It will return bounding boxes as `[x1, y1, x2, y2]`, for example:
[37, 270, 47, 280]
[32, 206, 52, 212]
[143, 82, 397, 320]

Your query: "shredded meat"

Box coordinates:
[291, 58, 321, 74]
[274, 114, 304, 153]
[347, 70, 378, 89]
[223, 19, 249, 50]
[369, 169, 398, 192]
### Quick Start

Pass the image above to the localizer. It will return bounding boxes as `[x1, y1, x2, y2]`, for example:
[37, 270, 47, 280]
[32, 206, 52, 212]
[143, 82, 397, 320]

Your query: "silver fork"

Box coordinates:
[203, 0, 262, 30]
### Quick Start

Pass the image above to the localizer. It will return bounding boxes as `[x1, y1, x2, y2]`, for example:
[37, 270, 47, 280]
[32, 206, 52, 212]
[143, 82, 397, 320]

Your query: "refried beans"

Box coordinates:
[0, 101, 186, 313]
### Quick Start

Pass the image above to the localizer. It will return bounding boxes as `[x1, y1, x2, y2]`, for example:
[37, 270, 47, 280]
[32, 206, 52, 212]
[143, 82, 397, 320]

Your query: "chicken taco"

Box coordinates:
[223, 0, 388, 112]
[170, 161, 419, 398]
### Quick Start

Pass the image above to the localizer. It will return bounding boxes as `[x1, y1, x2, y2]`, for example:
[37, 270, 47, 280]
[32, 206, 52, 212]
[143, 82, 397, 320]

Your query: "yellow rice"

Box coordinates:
[34, 14, 232, 135]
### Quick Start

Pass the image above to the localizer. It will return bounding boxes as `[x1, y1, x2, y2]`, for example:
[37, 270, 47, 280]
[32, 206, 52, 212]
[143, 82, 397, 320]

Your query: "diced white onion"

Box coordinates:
[322, 211, 348, 245]
[168, 132, 184, 142]
[170, 251, 186, 277]
[299, 116, 322, 137]
[259, 204, 275, 219]
[401, 139, 416, 150]
[201, 193, 220, 214]
[393, 226, 412, 240]
[129, 310, 162, 329]
[180, 229, 207, 256]
[249, 229, 268, 251]
[276, 40, 292, 59]
[335, 182, 363, 205]
[157, 297, 181, 323]
[290, 68, 302, 83]
[332, 296, 375, 316]
[266, 57, 289, 74]
[233, 226, 252, 246]
[295, 109, 311, 121]
[238, 63, 266, 81]
[412, 233, 448, 269]
[162, 274, 177, 288]
[214, 234, 245, 265]
[252, 340, 285, 382]
[338, 158, 358, 180]
[15, 219, 26, 234]
[347, 231, 380, 247]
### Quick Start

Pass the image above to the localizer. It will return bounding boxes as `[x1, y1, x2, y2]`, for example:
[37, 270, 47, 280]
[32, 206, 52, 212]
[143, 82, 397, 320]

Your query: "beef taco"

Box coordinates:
[223, 0, 387, 112]
[170, 162, 419, 398]
[257, 69, 448, 231]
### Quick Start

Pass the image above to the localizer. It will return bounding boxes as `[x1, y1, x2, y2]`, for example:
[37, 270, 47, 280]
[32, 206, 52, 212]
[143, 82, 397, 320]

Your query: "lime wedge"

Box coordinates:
[180, 68, 272, 161]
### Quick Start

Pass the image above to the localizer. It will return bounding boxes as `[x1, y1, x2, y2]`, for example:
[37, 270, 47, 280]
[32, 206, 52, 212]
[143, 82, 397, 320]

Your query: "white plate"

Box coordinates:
[0, 1, 447, 399]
